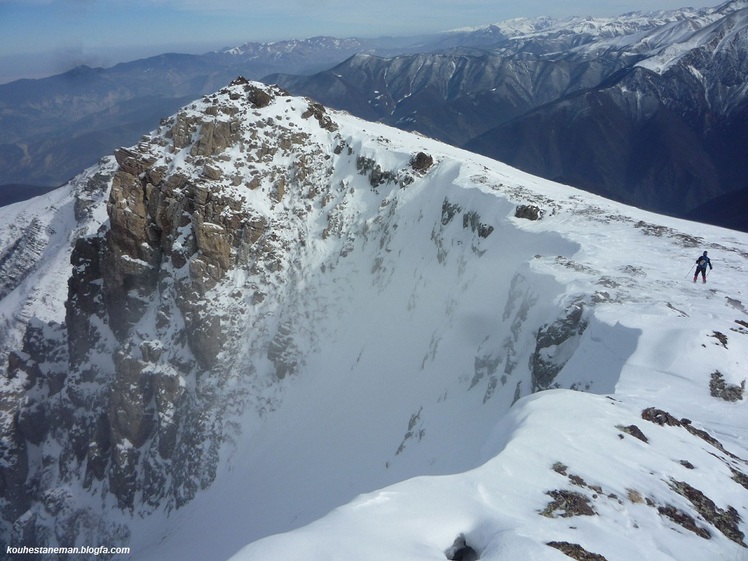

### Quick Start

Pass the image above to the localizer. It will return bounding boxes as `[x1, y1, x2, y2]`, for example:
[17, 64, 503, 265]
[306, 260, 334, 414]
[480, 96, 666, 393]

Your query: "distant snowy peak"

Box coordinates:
[445, 18, 554, 40]
[216, 2, 748, 75]
[446, 7, 709, 43]
[635, 5, 748, 75]
[220, 36, 369, 59]
[441, 2, 748, 57]
[454, 1, 748, 111]
[219, 3, 728, 62]
[719, 0, 748, 13]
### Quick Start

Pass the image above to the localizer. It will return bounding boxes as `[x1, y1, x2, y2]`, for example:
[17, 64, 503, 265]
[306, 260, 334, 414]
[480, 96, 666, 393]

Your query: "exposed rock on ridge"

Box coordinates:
[1, 81, 345, 550]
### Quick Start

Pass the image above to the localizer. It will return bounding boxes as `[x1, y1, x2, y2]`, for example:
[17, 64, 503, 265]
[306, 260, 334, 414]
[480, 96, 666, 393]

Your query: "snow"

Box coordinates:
[123, 92, 748, 560]
[230, 389, 747, 561]
[3, 81, 748, 561]
[627, 6, 748, 76]
[0, 159, 114, 366]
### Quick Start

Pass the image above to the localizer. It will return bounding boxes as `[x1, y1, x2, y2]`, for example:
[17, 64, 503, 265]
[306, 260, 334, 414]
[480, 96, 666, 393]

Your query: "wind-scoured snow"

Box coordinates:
[1, 81, 747, 561]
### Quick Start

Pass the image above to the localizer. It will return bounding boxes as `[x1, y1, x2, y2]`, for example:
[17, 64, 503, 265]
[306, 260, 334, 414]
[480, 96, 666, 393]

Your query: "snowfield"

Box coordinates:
[1, 81, 747, 561]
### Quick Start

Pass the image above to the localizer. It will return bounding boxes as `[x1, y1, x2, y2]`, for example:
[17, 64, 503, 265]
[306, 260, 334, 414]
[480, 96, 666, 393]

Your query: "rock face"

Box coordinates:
[0, 81, 350, 550]
[515, 204, 541, 220]
[0, 219, 47, 300]
[531, 300, 589, 391]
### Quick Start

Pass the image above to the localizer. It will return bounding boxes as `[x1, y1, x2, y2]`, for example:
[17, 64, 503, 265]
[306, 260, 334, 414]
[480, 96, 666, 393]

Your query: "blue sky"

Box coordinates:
[0, 0, 714, 84]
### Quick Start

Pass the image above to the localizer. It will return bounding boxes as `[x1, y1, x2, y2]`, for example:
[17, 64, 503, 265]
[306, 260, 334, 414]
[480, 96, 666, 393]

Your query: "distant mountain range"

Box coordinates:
[1, 0, 747, 231]
[0, 32, 497, 190]
[268, 0, 748, 231]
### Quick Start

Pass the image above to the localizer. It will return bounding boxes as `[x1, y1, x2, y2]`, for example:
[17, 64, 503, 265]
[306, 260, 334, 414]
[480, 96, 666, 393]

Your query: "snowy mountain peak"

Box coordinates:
[220, 37, 368, 59]
[449, 8, 710, 44]
[719, 0, 748, 13]
[1, 80, 748, 561]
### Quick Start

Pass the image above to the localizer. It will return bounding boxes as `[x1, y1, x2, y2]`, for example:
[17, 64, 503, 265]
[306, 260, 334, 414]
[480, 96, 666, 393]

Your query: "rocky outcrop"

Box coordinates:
[0, 81, 331, 549]
[2, 320, 67, 525]
[60, 105, 257, 510]
[66, 235, 106, 367]
[531, 300, 589, 391]
[0, 76, 378, 553]
[515, 204, 541, 220]
[710, 371, 745, 401]
[0, 218, 48, 301]
[302, 101, 338, 132]
[410, 151, 433, 172]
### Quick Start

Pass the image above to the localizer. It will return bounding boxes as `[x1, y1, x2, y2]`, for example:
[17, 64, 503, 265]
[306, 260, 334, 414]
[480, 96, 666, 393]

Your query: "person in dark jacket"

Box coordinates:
[693, 250, 712, 283]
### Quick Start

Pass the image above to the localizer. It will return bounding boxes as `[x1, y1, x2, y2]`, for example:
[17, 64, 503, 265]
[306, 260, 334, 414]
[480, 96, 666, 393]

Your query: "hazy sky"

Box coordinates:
[0, 0, 714, 84]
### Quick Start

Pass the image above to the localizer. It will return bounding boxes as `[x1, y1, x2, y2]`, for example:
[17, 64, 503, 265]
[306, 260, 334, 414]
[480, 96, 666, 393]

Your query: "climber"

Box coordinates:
[693, 250, 712, 283]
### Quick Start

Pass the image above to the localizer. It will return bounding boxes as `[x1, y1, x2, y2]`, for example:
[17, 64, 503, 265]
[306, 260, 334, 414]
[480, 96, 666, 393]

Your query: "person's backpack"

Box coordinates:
[698, 256, 707, 268]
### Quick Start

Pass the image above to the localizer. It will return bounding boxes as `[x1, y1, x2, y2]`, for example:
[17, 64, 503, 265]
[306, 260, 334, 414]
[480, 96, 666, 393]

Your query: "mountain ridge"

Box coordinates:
[1, 80, 747, 560]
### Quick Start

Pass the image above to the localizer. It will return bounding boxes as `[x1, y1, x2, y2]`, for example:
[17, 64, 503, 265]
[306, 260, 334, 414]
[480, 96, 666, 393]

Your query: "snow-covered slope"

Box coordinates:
[1, 81, 747, 561]
[0, 159, 113, 369]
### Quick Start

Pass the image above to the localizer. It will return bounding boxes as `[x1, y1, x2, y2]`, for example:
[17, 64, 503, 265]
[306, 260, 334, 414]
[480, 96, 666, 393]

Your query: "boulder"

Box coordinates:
[515, 204, 542, 220]
[410, 151, 433, 172]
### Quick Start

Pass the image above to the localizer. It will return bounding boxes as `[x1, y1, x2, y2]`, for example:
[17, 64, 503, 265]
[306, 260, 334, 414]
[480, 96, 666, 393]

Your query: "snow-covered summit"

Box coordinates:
[0, 80, 747, 561]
